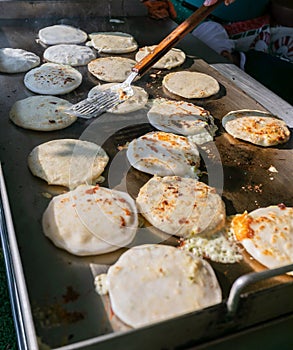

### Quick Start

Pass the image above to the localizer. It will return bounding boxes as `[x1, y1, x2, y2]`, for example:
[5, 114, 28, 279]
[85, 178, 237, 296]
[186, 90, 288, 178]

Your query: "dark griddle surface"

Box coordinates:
[0, 14, 292, 349]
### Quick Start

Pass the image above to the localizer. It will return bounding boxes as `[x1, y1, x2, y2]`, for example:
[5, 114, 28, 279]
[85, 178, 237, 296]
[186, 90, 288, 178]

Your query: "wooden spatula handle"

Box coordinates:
[133, 0, 224, 76]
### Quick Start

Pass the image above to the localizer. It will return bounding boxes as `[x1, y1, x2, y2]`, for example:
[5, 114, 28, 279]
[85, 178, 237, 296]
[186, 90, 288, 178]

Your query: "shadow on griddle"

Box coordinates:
[161, 83, 226, 106]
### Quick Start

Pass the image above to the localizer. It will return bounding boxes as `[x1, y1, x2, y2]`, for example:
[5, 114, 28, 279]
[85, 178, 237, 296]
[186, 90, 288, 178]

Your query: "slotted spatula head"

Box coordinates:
[67, 72, 137, 119]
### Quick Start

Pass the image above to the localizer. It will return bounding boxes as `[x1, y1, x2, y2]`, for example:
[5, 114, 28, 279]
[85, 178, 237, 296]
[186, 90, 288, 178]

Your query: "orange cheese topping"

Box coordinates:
[156, 133, 185, 143]
[231, 211, 255, 241]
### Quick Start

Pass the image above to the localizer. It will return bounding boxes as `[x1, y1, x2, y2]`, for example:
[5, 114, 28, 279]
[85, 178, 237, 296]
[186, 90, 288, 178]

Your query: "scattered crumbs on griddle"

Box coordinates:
[268, 165, 278, 173]
[62, 286, 80, 303]
[241, 184, 263, 193]
[33, 303, 85, 328]
[117, 142, 129, 151]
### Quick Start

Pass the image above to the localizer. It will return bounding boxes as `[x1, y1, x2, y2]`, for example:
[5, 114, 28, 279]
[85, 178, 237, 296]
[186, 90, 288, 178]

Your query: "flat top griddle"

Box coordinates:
[0, 8, 292, 350]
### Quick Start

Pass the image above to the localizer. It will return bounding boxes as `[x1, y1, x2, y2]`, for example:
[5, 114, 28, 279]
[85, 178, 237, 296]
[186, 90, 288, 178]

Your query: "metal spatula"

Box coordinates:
[68, 0, 224, 119]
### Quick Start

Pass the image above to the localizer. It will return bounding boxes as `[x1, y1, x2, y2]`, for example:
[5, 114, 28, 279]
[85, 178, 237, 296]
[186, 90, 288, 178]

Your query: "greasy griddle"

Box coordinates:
[0, 13, 292, 350]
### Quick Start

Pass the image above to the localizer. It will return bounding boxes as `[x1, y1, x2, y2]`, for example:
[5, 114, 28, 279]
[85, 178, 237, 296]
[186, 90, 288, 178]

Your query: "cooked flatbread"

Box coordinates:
[106, 244, 222, 327]
[136, 176, 226, 237]
[88, 57, 136, 83]
[43, 44, 96, 66]
[222, 110, 290, 147]
[126, 131, 200, 178]
[135, 45, 186, 69]
[42, 184, 138, 256]
[28, 139, 109, 188]
[0, 48, 40, 73]
[231, 205, 293, 273]
[9, 96, 76, 131]
[38, 24, 88, 45]
[88, 32, 138, 53]
[24, 63, 82, 95]
[147, 98, 217, 143]
[88, 83, 148, 114]
[162, 71, 220, 99]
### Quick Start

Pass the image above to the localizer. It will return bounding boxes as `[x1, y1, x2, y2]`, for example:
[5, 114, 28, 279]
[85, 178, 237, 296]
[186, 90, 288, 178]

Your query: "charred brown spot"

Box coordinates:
[278, 203, 286, 210]
[120, 216, 126, 227]
[85, 185, 100, 194]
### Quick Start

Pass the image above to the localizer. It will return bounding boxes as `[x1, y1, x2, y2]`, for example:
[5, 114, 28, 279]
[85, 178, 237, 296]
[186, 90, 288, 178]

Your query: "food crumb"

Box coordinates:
[94, 273, 108, 295]
[117, 142, 129, 151]
[42, 192, 52, 199]
[241, 184, 263, 193]
[95, 176, 105, 184]
[268, 165, 278, 173]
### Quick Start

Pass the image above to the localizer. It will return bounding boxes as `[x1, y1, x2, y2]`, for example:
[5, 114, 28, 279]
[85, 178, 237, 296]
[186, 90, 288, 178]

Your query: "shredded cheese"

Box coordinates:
[94, 273, 109, 295]
[181, 223, 243, 264]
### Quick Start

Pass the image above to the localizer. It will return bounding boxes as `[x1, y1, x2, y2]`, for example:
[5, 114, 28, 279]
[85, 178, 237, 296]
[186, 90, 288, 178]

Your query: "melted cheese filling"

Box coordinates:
[181, 223, 243, 264]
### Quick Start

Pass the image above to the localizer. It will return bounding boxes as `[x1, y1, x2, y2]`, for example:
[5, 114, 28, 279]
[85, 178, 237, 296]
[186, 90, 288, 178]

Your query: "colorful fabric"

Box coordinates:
[223, 14, 270, 37]
[142, 0, 177, 20]
[225, 16, 293, 62]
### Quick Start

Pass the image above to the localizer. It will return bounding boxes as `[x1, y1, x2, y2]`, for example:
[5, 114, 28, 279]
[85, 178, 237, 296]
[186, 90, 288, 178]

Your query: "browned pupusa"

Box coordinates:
[136, 175, 226, 238]
[222, 110, 290, 146]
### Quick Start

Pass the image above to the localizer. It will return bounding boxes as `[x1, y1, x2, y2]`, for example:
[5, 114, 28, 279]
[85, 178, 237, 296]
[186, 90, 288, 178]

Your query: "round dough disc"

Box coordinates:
[135, 45, 186, 69]
[24, 63, 82, 95]
[222, 109, 290, 147]
[9, 95, 76, 131]
[89, 32, 138, 53]
[88, 57, 136, 83]
[147, 98, 217, 142]
[88, 83, 148, 114]
[162, 71, 220, 99]
[107, 244, 222, 328]
[136, 176, 226, 237]
[43, 44, 96, 66]
[0, 48, 40, 73]
[42, 185, 138, 256]
[28, 139, 109, 188]
[126, 131, 200, 178]
[38, 24, 88, 45]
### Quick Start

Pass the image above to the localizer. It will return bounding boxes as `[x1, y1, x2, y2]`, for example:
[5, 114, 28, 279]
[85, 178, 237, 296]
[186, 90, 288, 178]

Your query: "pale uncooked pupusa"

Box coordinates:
[104, 244, 222, 327]
[135, 45, 186, 69]
[0, 48, 40, 73]
[88, 32, 138, 53]
[38, 24, 88, 45]
[88, 57, 136, 83]
[28, 139, 109, 188]
[163, 71, 220, 99]
[9, 95, 76, 131]
[42, 184, 138, 256]
[43, 44, 96, 66]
